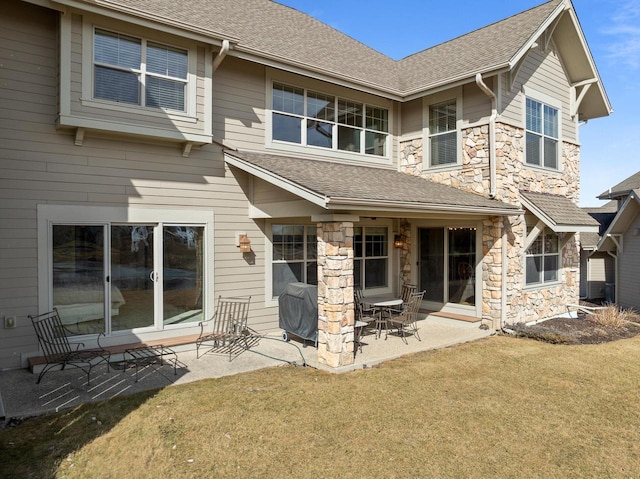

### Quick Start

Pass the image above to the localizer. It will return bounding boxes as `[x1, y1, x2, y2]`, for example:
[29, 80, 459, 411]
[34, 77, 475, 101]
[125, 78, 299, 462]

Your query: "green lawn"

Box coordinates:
[2, 335, 640, 478]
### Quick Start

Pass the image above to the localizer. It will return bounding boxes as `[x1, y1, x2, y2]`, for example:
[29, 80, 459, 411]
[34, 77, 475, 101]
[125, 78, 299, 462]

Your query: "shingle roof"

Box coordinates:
[80, 0, 563, 95]
[597, 171, 640, 199]
[224, 150, 521, 215]
[397, 0, 563, 93]
[520, 191, 599, 230]
[580, 204, 618, 248]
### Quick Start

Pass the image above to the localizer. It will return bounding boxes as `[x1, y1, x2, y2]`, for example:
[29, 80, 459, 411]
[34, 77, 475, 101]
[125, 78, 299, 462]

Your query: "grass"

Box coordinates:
[2, 335, 640, 478]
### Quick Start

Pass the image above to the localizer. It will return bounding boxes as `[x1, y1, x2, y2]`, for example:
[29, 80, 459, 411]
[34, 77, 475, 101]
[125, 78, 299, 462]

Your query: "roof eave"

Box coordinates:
[328, 197, 522, 217]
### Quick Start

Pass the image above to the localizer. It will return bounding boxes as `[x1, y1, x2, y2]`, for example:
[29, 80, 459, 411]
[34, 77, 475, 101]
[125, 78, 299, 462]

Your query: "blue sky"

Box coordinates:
[277, 0, 639, 207]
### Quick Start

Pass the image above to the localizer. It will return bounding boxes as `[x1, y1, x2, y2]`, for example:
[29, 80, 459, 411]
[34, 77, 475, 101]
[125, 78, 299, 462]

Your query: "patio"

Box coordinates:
[0, 315, 491, 421]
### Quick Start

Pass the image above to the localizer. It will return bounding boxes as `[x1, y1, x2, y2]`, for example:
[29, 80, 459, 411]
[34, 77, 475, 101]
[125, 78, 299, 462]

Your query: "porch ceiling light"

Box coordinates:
[393, 234, 404, 249]
[238, 234, 251, 253]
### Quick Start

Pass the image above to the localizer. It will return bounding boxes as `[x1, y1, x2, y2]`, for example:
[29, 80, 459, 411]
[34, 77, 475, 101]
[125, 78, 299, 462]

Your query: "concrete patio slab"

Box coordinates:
[0, 316, 492, 422]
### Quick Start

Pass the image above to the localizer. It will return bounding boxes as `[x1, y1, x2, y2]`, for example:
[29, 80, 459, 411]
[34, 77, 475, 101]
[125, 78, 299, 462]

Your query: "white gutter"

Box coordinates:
[475, 73, 497, 199]
[501, 218, 508, 329]
[213, 39, 230, 72]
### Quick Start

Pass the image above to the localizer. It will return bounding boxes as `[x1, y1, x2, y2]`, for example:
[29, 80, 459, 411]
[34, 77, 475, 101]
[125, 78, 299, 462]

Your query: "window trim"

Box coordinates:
[523, 87, 563, 172]
[353, 226, 391, 291]
[266, 77, 393, 165]
[270, 224, 318, 299]
[424, 90, 463, 170]
[524, 227, 561, 288]
[81, 22, 198, 122]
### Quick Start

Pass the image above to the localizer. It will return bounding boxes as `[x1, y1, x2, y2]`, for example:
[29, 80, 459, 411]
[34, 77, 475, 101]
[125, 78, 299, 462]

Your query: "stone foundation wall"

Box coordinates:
[399, 121, 581, 326]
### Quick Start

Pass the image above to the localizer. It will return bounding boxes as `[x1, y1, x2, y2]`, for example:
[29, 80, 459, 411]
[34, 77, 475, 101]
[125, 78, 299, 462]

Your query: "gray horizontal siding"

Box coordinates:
[0, 1, 278, 370]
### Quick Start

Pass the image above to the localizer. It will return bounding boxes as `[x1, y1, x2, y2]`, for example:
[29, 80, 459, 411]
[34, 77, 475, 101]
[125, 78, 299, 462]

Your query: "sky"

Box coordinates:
[277, 0, 640, 207]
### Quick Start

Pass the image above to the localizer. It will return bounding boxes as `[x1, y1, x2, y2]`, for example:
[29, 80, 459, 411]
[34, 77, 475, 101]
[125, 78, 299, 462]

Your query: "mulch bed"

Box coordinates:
[504, 302, 640, 345]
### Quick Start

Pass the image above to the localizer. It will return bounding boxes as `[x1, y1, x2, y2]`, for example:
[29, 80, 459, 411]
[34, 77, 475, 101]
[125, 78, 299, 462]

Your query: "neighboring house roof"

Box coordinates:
[69, 0, 610, 118]
[580, 204, 618, 249]
[597, 171, 640, 200]
[520, 191, 599, 233]
[224, 150, 522, 216]
[597, 190, 640, 252]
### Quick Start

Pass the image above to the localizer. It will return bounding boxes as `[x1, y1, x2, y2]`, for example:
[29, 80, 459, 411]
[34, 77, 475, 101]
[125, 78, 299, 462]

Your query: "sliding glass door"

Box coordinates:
[51, 222, 205, 334]
[418, 226, 477, 310]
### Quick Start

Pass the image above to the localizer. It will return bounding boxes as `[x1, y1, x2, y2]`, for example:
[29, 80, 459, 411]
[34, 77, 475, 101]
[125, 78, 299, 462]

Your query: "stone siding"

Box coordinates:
[399, 121, 581, 326]
[316, 221, 355, 367]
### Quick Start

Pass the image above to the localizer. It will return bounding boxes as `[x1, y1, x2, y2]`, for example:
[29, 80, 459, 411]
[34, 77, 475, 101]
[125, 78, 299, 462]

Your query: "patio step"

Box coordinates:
[28, 334, 201, 374]
[421, 310, 482, 328]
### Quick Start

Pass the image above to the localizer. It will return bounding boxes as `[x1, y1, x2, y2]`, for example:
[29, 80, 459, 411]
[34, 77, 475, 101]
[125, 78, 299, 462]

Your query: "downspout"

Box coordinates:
[475, 73, 497, 199]
[213, 39, 230, 72]
[501, 219, 508, 329]
[607, 250, 618, 303]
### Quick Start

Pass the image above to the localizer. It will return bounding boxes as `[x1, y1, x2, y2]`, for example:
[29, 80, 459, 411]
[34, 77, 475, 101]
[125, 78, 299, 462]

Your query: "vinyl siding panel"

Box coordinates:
[213, 57, 266, 150]
[400, 98, 422, 137]
[618, 212, 640, 310]
[501, 44, 577, 144]
[463, 81, 492, 126]
[0, 1, 277, 370]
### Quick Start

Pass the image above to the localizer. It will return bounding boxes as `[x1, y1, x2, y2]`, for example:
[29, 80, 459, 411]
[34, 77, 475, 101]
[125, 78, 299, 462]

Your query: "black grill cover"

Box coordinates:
[278, 282, 318, 342]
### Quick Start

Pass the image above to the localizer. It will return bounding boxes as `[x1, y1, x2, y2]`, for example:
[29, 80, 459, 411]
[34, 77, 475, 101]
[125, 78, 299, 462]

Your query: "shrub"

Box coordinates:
[589, 305, 640, 329]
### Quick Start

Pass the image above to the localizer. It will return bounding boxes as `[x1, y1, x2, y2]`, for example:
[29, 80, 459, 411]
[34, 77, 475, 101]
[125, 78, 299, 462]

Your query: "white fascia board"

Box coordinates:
[224, 153, 329, 208]
[327, 197, 522, 217]
[508, 0, 569, 69]
[596, 193, 640, 250]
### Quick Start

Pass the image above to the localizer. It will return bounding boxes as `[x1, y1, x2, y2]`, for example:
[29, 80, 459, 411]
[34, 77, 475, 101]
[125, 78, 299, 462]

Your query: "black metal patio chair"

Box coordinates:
[28, 308, 111, 385]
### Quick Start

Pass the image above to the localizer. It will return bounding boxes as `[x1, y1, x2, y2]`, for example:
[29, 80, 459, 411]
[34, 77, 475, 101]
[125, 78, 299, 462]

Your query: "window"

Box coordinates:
[526, 98, 559, 169]
[94, 29, 188, 112]
[354, 227, 388, 289]
[271, 83, 389, 157]
[429, 99, 457, 166]
[525, 229, 559, 286]
[272, 225, 317, 297]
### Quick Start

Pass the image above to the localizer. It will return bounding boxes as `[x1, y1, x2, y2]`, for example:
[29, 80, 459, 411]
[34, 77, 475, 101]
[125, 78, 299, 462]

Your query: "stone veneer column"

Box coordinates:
[316, 219, 355, 368]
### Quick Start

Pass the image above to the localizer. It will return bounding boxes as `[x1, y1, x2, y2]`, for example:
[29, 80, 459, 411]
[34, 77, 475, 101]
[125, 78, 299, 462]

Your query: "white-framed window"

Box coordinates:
[93, 29, 188, 112]
[525, 98, 559, 169]
[271, 225, 318, 298]
[428, 99, 458, 167]
[525, 228, 559, 286]
[354, 226, 389, 289]
[271, 82, 389, 157]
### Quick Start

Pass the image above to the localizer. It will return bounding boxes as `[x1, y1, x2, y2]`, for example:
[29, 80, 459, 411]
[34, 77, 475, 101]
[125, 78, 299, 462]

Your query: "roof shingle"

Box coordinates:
[225, 150, 521, 214]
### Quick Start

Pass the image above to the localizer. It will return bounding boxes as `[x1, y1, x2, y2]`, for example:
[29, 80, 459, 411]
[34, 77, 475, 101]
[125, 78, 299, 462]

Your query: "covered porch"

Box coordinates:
[225, 150, 520, 368]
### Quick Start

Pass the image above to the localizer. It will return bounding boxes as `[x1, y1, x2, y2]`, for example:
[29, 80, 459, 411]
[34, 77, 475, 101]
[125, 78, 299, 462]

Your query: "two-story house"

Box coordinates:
[0, 0, 610, 370]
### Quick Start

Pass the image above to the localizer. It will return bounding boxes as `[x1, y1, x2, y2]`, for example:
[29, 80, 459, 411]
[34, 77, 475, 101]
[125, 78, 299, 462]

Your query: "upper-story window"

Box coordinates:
[271, 83, 389, 157]
[428, 99, 458, 167]
[94, 29, 188, 112]
[525, 98, 559, 169]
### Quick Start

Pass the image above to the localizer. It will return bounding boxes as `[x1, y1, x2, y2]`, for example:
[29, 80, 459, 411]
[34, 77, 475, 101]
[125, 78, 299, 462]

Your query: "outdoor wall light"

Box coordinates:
[393, 234, 405, 249]
[238, 234, 252, 253]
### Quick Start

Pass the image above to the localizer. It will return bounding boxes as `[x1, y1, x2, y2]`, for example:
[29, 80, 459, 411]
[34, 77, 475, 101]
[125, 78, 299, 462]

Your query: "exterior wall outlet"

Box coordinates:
[4, 316, 16, 329]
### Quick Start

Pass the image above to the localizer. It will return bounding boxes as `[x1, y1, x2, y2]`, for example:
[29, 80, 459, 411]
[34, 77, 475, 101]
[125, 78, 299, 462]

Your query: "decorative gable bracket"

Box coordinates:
[570, 79, 597, 118]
